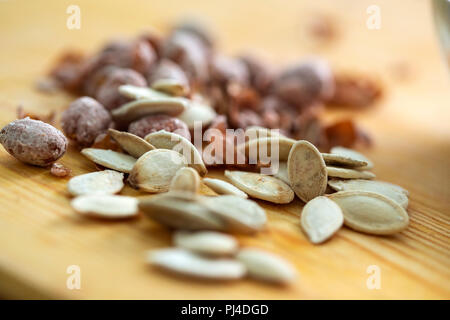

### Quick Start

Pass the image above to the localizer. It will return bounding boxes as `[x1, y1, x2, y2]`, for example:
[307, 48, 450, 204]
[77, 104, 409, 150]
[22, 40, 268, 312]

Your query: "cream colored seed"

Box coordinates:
[330, 146, 374, 170]
[202, 178, 248, 198]
[326, 166, 375, 179]
[108, 129, 155, 158]
[71, 195, 138, 219]
[173, 231, 238, 256]
[321, 153, 368, 168]
[81, 148, 136, 173]
[177, 101, 216, 129]
[170, 167, 200, 193]
[67, 170, 124, 196]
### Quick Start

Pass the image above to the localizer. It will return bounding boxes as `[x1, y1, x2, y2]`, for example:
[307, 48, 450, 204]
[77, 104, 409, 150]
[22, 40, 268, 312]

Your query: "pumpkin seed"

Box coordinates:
[326, 166, 375, 179]
[321, 153, 368, 168]
[118, 85, 169, 100]
[287, 140, 327, 202]
[148, 248, 246, 280]
[330, 146, 374, 170]
[177, 101, 216, 129]
[108, 128, 155, 158]
[328, 191, 409, 235]
[272, 161, 290, 185]
[67, 170, 124, 196]
[236, 248, 296, 284]
[201, 195, 267, 234]
[151, 78, 188, 96]
[129, 149, 187, 193]
[71, 195, 138, 219]
[244, 126, 284, 140]
[170, 167, 200, 193]
[81, 148, 136, 173]
[202, 178, 248, 198]
[301, 196, 344, 244]
[224, 170, 294, 204]
[328, 179, 409, 209]
[145, 130, 207, 176]
[237, 136, 296, 162]
[174, 231, 238, 256]
[139, 192, 225, 230]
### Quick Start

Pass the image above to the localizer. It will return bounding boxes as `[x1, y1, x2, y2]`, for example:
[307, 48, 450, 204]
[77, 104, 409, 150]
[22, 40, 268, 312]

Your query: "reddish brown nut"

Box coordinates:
[239, 55, 275, 94]
[49, 50, 86, 92]
[272, 59, 334, 108]
[0, 118, 68, 167]
[128, 114, 191, 140]
[50, 162, 71, 177]
[147, 59, 190, 94]
[210, 54, 249, 86]
[328, 75, 382, 108]
[173, 19, 215, 49]
[94, 68, 147, 111]
[61, 97, 112, 147]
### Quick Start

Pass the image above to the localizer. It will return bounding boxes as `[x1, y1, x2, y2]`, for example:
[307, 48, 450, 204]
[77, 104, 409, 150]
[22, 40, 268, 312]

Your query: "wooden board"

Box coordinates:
[0, 0, 449, 299]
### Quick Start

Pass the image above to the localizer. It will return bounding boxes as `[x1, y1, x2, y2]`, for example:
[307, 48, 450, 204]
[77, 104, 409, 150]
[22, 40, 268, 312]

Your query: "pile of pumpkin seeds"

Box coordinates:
[67, 85, 410, 285]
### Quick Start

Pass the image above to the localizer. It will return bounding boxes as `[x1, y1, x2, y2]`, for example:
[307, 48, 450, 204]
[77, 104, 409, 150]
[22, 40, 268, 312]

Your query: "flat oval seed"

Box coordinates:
[224, 170, 294, 204]
[272, 161, 290, 185]
[237, 248, 297, 284]
[81, 148, 137, 173]
[244, 126, 284, 140]
[287, 140, 327, 202]
[151, 78, 188, 96]
[108, 129, 155, 158]
[129, 149, 187, 193]
[119, 85, 168, 100]
[237, 136, 296, 162]
[321, 153, 368, 168]
[201, 195, 267, 234]
[174, 231, 238, 256]
[71, 195, 138, 219]
[328, 179, 409, 209]
[170, 167, 200, 193]
[148, 248, 246, 280]
[329, 191, 409, 235]
[202, 178, 248, 198]
[145, 130, 207, 176]
[326, 166, 375, 179]
[301, 196, 344, 244]
[331, 146, 374, 170]
[68, 170, 124, 196]
[177, 101, 216, 129]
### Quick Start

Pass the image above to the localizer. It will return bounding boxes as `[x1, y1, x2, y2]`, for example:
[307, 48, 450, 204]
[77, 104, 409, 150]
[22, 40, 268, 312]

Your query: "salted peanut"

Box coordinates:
[67, 170, 124, 196]
[202, 178, 248, 198]
[71, 195, 138, 219]
[151, 78, 188, 96]
[118, 84, 169, 100]
[287, 140, 327, 202]
[272, 161, 289, 185]
[148, 248, 246, 280]
[111, 97, 188, 124]
[328, 179, 409, 209]
[177, 100, 217, 129]
[201, 195, 267, 234]
[237, 136, 296, 162]
[330, 146, 374, 170]
[224, 170, 294, 204]
[139, 192, 224, 230]
[170, 167, 200, 193]
[129, 149, 187, 193]
[301, 196, 344, 244]
[145, 130, 207, 176]
[81, 148, 137, 173]
[236, 248, 296, 285]
[321, 153, 367, 168]
[328, 191, 409, 235]
[326, 166, 375, 179]
[173, 231, 238, 256]
[108, 128, 155, 158]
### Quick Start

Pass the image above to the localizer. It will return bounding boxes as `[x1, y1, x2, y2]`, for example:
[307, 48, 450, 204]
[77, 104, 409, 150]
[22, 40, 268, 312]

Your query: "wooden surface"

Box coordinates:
[0, 0, 449, 299]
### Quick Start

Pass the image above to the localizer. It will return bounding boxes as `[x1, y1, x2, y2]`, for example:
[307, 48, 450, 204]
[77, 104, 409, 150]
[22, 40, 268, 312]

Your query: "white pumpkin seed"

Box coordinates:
[108, 129, 155, 158]
[287, 140, 327, 202]
[328, 191, 409, 235]
[321, 153, 368, 168]
[326, 166, 375, 179]
[237, 136, 296, 162]
[118, 85, 168, 100]
[174, 231, 238, 256]
[151, 78, 188, 96]
[236, 248, 296, 284]
[139, 192, 225, 230]
[244, 126, 284, 140]
[129, 149, 187, 193]
[202, 178, 248, 198]
[177, 101, 216, 129]
[67, 170, 124, 196]
[71, 195, 138, 219]
[145, 130, 207, 176]
[148, 248, 246, 280]
[328, 179, 409, 209]
[201, 195, 267, 234]
[81, 148, 136, 173]
[224, 170, 294, 204]
[112, 98, 187, 123]
[170, 167, 200, 193]
[272, 161, 290, 185]
[330, 146, 374, 170]
[301, 196, 344, 244]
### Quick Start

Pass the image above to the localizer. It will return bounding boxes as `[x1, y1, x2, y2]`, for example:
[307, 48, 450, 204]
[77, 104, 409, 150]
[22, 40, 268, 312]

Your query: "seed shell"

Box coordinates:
[108, 128, 155, 158]
[202, 178, 248, 198]
[321, 153, 368, 168]
[326, 166, 375, 179]
[173, 231, 238, 256]
[81, 148, 137, 173]
[67, 170, 124, 196]
[170, 167, 200, 193]
[330, 146, 374, 170]
[71, 195, 138, 219]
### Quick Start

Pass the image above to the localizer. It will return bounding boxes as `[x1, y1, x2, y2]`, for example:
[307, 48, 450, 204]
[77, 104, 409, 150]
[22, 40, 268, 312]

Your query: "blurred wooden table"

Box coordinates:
[0, 0, 449, 299]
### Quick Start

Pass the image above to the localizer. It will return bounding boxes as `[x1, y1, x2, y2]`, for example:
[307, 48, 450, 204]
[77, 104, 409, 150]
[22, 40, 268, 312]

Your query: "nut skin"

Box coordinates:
[128, 115, 191, 140]
[0, 118, 68, 167]
[61, 97, 112, 147]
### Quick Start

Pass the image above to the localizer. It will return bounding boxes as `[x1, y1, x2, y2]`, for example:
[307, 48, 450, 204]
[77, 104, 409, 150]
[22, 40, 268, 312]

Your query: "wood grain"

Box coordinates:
[0, 0, 449, 299]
